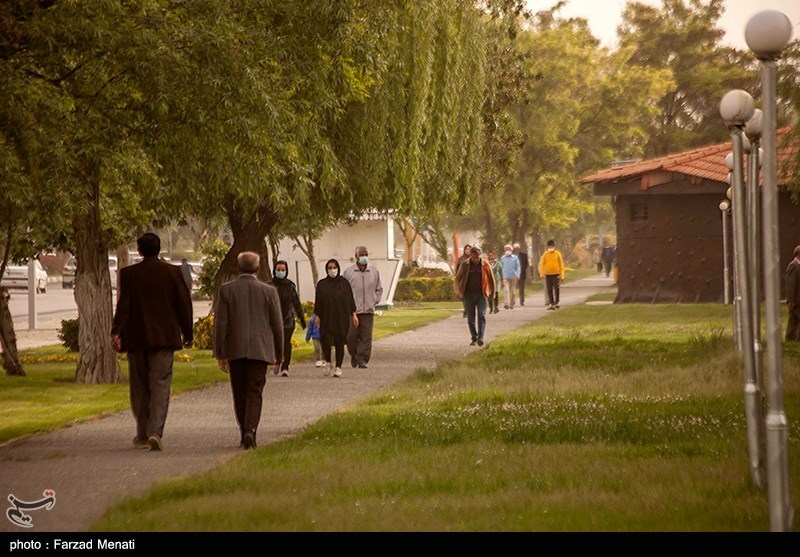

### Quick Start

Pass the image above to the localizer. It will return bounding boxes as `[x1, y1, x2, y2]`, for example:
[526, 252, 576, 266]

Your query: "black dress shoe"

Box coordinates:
[242, 431, 257, 450]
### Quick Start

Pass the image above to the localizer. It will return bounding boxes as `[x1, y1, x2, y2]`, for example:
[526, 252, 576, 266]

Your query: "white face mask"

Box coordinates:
[548, 247, 555, 252]
[327, 269, 337, 278]
[505, 251, 511, 256]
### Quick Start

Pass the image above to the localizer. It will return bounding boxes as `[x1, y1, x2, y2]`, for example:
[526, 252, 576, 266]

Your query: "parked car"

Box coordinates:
[62, 256, 77, 289]
[2, 259, 49, 293]
[61, 255, 119, 290]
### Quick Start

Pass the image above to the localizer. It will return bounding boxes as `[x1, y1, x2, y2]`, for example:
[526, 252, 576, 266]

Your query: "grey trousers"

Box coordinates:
[128, 349, 174, 440]
[347, 313, 374, 366]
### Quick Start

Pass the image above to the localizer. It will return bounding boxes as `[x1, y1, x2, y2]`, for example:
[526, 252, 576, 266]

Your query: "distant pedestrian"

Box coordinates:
[343, 246, 383, 369]
[111, 233, 193, 452]
[213, 252, 283, 450]
[453, 246, 495, 347]
[270, 259, 306, 377]
[539, 239, 565, 310]
[487, 248, 503, 314]
[601, 242, 615, 278]
[513, 243, 529, 307]
[305, 313, 325, 367]
[315, 259, 358, 377]
[456, 245, 472, 318]
[500, 244, 520, 309]
[179, 258, 193, 293]
[592, 246, 603, 273]
[786, 244, 800, 342]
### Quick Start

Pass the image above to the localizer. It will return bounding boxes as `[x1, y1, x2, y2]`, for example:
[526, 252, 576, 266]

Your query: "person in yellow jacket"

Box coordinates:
[539, 239, 564, 310]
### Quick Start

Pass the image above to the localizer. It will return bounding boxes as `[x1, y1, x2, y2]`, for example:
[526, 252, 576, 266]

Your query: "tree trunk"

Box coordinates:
[215, 201, 278, 294]
[292, 233, 319, 288]
[0, 287, 24, 376]
[74, 167, 122, 385]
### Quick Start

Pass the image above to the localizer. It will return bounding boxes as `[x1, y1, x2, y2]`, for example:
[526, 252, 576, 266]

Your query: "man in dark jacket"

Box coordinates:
[111, 233, 193, 452]
[786, 244, 800, 342]
[214, 251, 284, 449]
[513, 243, 529, 306]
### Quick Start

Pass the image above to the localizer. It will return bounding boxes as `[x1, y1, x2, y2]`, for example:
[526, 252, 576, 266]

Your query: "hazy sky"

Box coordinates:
[528, 0, 800, 50]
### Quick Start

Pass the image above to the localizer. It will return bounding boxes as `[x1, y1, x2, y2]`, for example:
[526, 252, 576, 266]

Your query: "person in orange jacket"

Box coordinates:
[539, 239, 565, 310]
[454, 246, 496, 346]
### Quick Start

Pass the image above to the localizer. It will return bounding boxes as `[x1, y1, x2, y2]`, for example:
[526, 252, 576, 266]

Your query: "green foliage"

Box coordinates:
[301, 300, 315, 323]
[192, 315, 214, 351]
[58, 319, 80, 353]
[394, 277, 457, 302]
[198, 241, 228, 299]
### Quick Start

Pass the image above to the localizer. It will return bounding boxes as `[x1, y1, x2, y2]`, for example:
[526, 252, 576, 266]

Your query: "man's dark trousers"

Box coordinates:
[545, 275, 560, 305]
[128, 349, 174, 440]
[228, 358, 268, 437]
[347, 313, 374, 367]
[464, 293, 487, 342]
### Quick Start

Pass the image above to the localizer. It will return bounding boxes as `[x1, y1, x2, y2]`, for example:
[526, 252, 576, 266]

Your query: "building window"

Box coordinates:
[630, 203, 648, 221]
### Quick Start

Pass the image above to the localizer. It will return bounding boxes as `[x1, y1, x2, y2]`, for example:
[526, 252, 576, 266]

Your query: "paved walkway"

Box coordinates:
[0, 275, 614, 532]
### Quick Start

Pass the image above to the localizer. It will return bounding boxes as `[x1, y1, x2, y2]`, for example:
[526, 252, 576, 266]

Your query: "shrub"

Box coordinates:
[193, 315, 214, 350]
[302, 300, 315, 322]
[58, 319, 80, 352]
[394, 277, 456, 302]
[198, 240, 229, 299]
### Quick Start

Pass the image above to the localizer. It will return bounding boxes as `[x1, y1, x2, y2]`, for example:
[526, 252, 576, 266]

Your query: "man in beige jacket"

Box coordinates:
[213, 251, 284, 449]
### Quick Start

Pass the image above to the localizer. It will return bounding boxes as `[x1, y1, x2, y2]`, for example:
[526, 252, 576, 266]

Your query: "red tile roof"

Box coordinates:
[580, 127, 796, 186]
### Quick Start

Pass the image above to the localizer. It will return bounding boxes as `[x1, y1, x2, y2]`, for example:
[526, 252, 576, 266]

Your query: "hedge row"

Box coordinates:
[393, 276, 456, 302]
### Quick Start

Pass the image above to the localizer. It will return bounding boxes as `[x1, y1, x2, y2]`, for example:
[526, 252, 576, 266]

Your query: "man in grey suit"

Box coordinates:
[213, 251, 284, 449]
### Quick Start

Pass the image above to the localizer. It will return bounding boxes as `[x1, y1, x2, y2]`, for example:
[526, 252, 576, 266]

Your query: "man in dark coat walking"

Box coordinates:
[111, 233, 193, 452]
[513, 243, 529, 306]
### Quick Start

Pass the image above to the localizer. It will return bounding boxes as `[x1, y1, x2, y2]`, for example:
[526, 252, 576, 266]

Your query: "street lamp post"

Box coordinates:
[725, 181, 741, 350]
[720, 89, 765, 491]
[719, 200, 731, 305]
[745, 110, 765, 397]
[746, 9, 794, 532]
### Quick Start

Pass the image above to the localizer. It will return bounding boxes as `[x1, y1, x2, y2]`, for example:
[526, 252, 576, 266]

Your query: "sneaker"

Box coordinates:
[133, 436, 148, 449]
[242, 431, 256, 450]
[315, 360, 324, 368]
[323, 362, 332, 376]
[272, 363, 280, 375]
[547, 305, 555, 311]
[147, 434, 163, 452]
[280, 369, 289, 377]
[357, 363, 368, 369]
[555, 304, 560, 309]
[333, 367, 342, 378]
[504, 305, 509, 309]
[470, 340, 477, 346]
[477, 339, 484, 346]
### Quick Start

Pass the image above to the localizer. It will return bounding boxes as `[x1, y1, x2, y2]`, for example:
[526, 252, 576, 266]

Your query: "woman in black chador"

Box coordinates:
[270, 260, 306, 377]
[313, 259, 357, 378]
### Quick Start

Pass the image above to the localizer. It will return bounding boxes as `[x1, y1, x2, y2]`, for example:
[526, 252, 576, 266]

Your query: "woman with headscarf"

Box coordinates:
[270, 260, 306, 377]
[313, 259, 357, 377]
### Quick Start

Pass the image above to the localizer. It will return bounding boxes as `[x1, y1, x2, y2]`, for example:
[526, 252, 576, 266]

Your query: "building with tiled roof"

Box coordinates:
[580, 128, 799, 303]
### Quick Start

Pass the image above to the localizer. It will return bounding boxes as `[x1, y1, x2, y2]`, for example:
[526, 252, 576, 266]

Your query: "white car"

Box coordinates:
[1, 260, 49, 293]
[62, 255, 120, 290]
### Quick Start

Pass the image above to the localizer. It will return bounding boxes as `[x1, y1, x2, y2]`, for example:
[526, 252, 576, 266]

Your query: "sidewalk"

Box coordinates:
[0, 275, 614, 532]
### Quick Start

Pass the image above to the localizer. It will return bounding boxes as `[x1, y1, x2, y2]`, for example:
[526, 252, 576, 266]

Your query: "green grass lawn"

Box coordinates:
[91, 303, 800, 532]
[0, 304, 456, 443]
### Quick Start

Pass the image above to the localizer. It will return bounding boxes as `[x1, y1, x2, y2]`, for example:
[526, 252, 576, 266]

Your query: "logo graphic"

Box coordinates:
[6, 490, 56, 528]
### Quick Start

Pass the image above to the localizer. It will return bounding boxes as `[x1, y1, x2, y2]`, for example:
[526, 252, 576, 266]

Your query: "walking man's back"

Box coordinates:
[111, 233, 193, 452]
